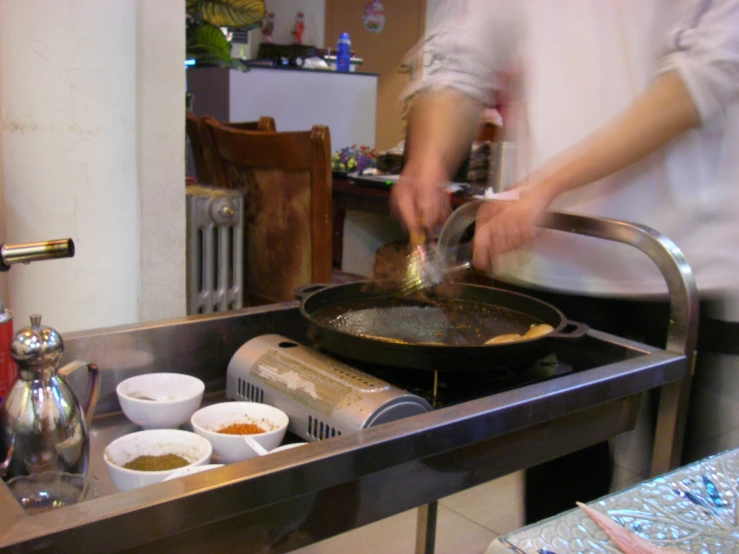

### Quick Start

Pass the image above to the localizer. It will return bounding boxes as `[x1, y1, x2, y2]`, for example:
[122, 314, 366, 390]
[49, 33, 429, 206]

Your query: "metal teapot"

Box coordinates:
[0, 315, 100, 480]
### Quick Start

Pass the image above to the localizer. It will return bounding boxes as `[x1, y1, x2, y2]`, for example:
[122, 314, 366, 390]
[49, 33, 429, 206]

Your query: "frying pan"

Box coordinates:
[296, 281, 588, 371]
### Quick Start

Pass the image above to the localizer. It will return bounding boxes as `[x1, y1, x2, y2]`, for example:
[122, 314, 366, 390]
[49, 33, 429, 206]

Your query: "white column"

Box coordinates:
[0, 0, 139, 333]
[137, 0, 186, 323]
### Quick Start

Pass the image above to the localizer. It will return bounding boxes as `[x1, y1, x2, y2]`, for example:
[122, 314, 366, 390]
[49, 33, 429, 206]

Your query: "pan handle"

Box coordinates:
[293, 283, 331, 301]
[549, 319, 589, 340]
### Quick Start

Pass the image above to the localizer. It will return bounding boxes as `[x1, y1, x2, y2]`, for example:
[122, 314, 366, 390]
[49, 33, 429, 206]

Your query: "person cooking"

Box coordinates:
[391, 0, 739, 523]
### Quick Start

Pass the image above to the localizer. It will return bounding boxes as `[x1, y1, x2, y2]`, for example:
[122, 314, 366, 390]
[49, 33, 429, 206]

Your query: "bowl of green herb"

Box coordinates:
[104, 429, 212, 491]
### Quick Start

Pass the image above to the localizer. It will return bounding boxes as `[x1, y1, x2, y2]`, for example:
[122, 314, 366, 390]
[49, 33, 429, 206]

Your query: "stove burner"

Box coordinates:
[321, 351, 572, 408]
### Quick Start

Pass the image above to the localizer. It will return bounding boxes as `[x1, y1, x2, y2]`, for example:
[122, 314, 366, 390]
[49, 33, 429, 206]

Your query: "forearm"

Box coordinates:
[533, 71, 701, 201]
[405, 89, 484, 179]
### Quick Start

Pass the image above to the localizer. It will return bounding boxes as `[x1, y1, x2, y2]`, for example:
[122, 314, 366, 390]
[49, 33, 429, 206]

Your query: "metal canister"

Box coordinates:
[0, 303, 14, 404]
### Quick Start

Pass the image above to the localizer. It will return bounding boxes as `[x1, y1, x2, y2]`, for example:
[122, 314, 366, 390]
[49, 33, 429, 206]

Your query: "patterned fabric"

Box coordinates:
[488, 448, 739, 553]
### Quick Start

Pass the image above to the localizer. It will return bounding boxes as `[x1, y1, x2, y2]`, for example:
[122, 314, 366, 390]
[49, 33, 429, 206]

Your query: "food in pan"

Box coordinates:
[485, 333, 525, 345]
[484, 324, 554, 345]
[522, 323, 554, 339]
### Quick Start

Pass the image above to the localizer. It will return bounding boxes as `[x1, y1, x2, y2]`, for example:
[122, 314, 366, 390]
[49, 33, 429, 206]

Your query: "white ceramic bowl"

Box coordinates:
[163, 463, 225, 481]
[104, 429, 212, 491]
[190, 402, 289, 463]
[268, 442, 307, 454]
[116, 373, 205, 429]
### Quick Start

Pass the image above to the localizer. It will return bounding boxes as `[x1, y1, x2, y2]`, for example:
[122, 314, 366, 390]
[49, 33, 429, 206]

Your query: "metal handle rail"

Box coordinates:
[439, 200, 699, 473]
[433, 200, 699, 554]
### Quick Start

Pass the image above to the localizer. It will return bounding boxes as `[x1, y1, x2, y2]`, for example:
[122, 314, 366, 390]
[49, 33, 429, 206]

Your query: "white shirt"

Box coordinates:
[420, 0, 739, 298]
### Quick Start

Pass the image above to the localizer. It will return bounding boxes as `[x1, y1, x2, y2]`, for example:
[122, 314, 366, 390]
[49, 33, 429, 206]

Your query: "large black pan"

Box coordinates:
[296, 281, 588, 371]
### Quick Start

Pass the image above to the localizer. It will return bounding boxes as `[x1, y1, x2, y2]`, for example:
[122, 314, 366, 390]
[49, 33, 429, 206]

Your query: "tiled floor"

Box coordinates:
[291, 472, 525, 554]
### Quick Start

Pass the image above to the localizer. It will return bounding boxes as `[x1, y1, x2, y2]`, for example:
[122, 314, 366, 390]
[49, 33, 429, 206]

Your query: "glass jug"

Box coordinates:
[0, 315, 99, 480]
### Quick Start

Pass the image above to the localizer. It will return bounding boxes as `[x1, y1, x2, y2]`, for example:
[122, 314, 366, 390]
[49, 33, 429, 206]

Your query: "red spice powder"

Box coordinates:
[216, 422, 265, 435]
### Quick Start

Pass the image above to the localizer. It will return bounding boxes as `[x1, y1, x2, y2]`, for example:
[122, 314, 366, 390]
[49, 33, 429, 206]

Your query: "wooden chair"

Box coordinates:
[227, 116, 276, 133]
[186, 112, 277, 185]
[198, 115, 332, 305]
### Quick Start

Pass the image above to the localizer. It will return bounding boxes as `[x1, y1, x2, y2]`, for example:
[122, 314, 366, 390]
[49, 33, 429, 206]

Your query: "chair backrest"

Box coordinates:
[186, 111, 212, 185]
[198, 115, 332, 305]
[227, 116, 276, 132]
[186, 112, 277, 185]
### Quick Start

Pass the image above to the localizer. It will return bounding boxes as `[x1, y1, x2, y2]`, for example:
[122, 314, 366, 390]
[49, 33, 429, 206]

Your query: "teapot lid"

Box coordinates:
[11, 314, 64, 368]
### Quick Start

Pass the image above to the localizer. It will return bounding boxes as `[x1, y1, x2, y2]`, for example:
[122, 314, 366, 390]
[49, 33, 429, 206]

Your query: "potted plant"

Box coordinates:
[186, 0, 266, 68]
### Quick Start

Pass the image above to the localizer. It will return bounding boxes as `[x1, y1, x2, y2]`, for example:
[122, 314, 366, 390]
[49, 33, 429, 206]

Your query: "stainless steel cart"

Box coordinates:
[0, 212, 697, 554]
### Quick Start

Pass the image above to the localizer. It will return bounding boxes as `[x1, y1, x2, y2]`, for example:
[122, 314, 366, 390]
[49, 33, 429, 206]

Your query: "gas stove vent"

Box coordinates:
[236, 378, 264, 403]
[307, 416, 341, 440]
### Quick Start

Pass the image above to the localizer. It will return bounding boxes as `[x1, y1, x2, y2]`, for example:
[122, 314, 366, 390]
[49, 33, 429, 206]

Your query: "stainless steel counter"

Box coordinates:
[0, 303, 688, 553]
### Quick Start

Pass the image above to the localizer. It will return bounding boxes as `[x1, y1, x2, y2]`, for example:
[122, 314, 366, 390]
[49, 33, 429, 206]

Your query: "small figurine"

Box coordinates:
[362, 0, 385, 33]
[291, 11, 305, 44]
[261, 12, 274, 43]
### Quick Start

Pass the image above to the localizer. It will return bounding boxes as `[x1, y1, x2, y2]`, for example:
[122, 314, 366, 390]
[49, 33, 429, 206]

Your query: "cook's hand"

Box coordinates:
[472, 185, 555, 270]
[390, 158, 451, 237]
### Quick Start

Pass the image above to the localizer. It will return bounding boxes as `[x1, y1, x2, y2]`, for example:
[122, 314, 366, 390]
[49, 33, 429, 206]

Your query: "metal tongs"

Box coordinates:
[399, 230, 472, 295]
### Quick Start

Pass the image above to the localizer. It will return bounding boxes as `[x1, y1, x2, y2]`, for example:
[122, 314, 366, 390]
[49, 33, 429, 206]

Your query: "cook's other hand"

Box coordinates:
[472, 183, 554, 270]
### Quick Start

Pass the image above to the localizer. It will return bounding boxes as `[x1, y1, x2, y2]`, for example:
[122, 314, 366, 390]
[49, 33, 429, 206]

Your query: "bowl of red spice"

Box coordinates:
[103, 429, 213, 491]
[190, 402, 289, 463]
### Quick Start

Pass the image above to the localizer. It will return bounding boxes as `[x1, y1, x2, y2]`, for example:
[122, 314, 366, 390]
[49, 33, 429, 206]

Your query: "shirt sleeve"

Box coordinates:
[410, 0, 523, 106]
[660, 0, 739, 125]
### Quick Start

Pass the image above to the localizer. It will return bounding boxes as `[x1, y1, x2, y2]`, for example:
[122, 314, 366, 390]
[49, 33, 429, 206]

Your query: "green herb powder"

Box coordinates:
[123, 453, 189, 471]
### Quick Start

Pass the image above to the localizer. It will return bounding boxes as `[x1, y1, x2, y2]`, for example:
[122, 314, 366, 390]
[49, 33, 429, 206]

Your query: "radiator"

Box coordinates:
[186, 185, 244, 314]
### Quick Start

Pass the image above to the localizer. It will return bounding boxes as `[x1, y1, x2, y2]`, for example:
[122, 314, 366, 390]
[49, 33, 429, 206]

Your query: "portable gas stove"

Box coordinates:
[226, 334, 574, 442]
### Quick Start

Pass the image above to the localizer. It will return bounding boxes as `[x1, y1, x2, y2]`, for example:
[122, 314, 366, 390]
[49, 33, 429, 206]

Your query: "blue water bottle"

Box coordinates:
[336, 32, 351, 72]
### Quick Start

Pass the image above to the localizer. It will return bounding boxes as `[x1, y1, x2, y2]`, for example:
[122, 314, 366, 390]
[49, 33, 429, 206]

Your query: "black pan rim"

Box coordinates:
[299, 280, 568, 349]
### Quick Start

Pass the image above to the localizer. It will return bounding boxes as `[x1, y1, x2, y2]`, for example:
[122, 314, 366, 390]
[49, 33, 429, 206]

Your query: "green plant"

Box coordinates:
[186, 0, 266, 68]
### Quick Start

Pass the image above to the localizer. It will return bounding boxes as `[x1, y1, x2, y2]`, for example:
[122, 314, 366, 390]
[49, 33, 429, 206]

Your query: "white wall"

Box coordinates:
[266, 0, 326, 47]
[228, 68, 376, 151]
[0, 0, 185, 333]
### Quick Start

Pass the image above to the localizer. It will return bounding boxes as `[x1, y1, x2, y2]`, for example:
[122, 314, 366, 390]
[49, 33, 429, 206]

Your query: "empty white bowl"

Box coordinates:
[116, 373, 205, 429]
[104, 429, 212, 491]
[190, 402, 289, 463]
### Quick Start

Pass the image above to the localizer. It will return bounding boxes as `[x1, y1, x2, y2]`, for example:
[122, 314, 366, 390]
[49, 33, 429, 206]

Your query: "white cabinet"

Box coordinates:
[187, 67, 377, 152]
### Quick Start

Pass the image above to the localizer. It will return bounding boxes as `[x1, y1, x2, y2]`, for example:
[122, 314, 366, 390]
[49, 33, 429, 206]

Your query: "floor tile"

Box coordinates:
[439, 472, 525, 535]
[290, 504, 497, 554]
